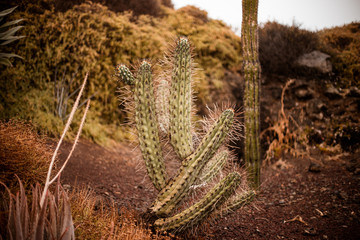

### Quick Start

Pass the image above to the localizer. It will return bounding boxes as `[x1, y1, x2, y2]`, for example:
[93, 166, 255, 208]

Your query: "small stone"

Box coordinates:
[337, 191, 348, 200]
[325, 85, 342, 99]
[348, 86, 360, 98]
[303, 227, 317, 236]
[309, 162, 321, 173]
[295, 88, 313, 99]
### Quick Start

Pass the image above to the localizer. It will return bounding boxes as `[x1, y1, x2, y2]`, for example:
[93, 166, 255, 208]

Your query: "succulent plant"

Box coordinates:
[116, 37, 254, 232]
[242, 0, 261, 188]
[0, 6, 24, 66]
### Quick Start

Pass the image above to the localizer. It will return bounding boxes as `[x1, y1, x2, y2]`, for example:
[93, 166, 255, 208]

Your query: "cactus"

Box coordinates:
[117, 62, 167, 191]
[242, 0, 261, 189]
[169, 37, 193, 159]
[154, 172, 241, 231]
[116, 37, 253, 232]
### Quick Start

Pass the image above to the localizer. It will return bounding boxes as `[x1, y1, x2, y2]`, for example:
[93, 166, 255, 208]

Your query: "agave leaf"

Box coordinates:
[29, 184, 40, 240]
[0, 25, 23, 39]
[60, 189, 75, 240]
[0, 19, 23, 28]
[3, 184, 16, 240]
[35, 192, 48, 240]
[18, 178, 29, 237]
[1, 35, 25, 45]
[48, 195, 58, 239]
[15, 192, 24, 239]
[0, 6, 17, 18]
[0, 57, 11, 66]
[0, 52, 23, 58]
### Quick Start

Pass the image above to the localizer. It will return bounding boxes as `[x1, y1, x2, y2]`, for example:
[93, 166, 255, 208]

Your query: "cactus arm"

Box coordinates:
[191, 150, 228, 189]
[221, 190, 255, 215]
[151, 109, 234, 216]
[115, 64, 135, 85]
[156, 79, 170, 134]
[154, 172, 241, 231]
[118, 61, 166, 191]
[169, 37, 193, 159]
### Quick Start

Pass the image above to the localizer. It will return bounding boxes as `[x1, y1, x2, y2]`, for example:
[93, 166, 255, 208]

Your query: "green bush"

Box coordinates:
[0, 2, 242, 145]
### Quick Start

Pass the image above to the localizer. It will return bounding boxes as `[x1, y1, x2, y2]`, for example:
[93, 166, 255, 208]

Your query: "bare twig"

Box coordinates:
[40, 73, 88, 208]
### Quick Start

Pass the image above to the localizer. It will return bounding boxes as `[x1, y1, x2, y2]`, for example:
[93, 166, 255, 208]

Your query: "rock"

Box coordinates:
[325, 85, 342, 99]
[303, 227, 318, 236]
[309, 112, 324, 121]
[347, 86, 360, 98]
[296, 50, 332, 73]
[307, 99, 327, 114]
[309, 162, 321, 172]
[295, 88, 313, 99]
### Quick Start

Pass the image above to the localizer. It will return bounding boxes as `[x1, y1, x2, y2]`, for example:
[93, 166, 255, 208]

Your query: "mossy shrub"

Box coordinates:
[318, 22, 360, 87]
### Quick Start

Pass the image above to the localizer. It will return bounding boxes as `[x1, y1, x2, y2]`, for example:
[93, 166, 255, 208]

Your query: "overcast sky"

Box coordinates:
[172, 0, 360, 33]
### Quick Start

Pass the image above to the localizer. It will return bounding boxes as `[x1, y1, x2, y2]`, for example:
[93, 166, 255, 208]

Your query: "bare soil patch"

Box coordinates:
[58, 140, 360, 239]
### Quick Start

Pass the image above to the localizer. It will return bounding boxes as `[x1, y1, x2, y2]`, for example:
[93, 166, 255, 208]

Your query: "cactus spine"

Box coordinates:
[242, 0, 261, 189]
[116, 37, 253, 232]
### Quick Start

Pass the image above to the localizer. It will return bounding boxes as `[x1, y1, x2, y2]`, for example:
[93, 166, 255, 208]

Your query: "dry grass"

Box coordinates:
[69, 188, 174, 239]
[0, 119, 52, 192]
[261, 79, 310, 164]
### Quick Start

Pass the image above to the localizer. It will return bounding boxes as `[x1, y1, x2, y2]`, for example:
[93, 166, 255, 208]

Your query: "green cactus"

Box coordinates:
[154, 172, 241, 231]
[242, 0, 261, 189]
[117, 62, 167, 191]
[169, 37, 193, 159]
[116, 37, 253, 232]
[150, 109, 234, 217]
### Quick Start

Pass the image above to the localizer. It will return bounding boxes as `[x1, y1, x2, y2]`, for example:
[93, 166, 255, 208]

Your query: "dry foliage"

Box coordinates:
[2, 179, 75, 239]
[261, 79, 309, 164]
[69, 189, 173, 240]
[0, 1, 241, 146]
[0, 120, 52, 192]
[318, 22, 360, 87]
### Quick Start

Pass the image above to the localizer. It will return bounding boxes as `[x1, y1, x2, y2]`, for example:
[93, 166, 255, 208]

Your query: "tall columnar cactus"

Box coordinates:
[116, 37, 254, 232]
[242, 0, 261, 189]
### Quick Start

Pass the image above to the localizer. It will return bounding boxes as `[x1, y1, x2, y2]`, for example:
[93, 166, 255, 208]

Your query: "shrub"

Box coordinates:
[318, 22, 360, 87]
[0, 2, 242, 145]
[259, 21, 319, 76]
[0, 120, 52, 191]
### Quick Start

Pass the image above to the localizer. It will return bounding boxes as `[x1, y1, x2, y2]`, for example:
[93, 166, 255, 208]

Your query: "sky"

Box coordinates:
[172, 0, 360, 33]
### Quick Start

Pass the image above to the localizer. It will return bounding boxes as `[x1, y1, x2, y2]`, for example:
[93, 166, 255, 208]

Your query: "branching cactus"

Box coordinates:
[116, 37, 254, 232]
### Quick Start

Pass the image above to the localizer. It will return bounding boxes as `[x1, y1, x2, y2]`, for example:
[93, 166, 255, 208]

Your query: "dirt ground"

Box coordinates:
[58, 140, 360, 240]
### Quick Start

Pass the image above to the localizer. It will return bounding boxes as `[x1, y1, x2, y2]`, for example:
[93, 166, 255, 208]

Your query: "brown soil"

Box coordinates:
[59, 140, 360, 240]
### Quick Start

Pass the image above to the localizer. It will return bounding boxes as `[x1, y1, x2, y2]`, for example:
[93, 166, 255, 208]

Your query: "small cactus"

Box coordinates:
[116, 37, 253, 231]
